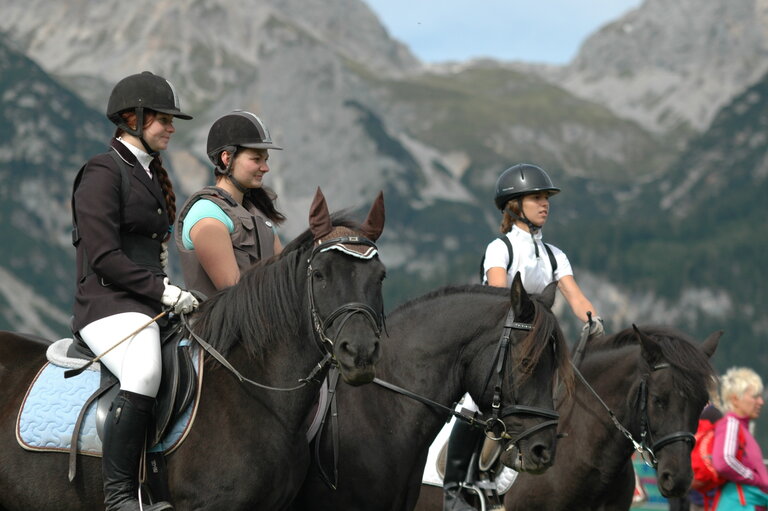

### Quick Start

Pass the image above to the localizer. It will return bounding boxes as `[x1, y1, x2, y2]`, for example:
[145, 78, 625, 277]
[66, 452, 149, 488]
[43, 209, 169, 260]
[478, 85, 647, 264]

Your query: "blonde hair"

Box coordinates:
[720, 367, 763, 412]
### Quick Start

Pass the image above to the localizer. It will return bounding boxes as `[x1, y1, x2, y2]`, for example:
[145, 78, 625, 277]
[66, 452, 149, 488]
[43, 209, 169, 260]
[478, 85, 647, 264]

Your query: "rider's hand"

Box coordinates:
[161, 277, 199, 314]
[582, 315, 604, 338]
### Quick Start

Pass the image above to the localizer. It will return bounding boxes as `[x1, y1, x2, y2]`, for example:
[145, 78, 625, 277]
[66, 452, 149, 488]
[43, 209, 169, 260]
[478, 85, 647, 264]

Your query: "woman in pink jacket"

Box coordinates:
[712, 367, 768, 510]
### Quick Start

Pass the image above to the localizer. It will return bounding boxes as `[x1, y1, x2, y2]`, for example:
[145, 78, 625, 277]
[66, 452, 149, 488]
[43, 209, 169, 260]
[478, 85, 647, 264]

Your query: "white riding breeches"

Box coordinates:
[79, 312, 162, 398]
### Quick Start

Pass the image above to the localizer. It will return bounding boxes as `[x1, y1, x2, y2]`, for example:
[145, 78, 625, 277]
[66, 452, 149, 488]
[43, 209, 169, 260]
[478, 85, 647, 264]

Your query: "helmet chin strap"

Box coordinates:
[506, 200, 542, 258]
[123, 108, 159, 157]
[222, 147, 249, 195]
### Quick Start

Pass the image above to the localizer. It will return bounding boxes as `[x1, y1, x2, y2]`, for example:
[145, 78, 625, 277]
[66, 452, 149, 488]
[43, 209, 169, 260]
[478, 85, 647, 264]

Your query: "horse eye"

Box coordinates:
[652, 395, 666, 409]
[313, 271, 325, 281]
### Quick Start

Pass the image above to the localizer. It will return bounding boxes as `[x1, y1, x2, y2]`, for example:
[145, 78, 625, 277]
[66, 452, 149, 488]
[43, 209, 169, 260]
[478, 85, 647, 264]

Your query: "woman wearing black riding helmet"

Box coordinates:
[72, 71, 198, 511]
[174, 110, 285, 298]
[441, 163, 603, 511]
[484, 163, 600, 326]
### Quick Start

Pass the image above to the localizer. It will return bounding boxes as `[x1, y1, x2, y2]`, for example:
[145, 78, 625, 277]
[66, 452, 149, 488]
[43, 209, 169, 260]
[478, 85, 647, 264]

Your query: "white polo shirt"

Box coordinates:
[482, 225, 573, 293]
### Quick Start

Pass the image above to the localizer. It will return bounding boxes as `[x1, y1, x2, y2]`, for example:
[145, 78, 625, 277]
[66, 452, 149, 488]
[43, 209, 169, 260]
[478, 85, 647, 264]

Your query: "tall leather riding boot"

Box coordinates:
[443, 419, 483, 511]
[102, 390, 173, 511]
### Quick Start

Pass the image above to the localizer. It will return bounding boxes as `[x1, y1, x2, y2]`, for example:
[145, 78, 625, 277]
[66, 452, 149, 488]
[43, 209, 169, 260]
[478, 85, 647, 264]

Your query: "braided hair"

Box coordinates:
[116, 110, 177, 228]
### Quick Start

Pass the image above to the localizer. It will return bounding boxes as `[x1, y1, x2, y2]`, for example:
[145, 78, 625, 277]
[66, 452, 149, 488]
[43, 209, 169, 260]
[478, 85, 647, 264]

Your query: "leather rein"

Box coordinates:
[182, 235, 383, 392]
[373, 306, 560, 447]
[570, 359, 695, 468]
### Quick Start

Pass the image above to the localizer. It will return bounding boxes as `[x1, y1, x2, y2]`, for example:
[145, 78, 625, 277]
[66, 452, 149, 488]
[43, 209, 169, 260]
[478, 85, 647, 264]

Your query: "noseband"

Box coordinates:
[306, 236, 384, 359]
[483, 307, 560, 447]
[635, 363, 696, 468]
[573, 360, 696, 469]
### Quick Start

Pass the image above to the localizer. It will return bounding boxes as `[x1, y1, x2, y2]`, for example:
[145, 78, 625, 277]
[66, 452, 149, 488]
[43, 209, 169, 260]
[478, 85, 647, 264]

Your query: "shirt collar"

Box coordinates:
[511, 224, 543, 240]
[116, 137, 153, 173]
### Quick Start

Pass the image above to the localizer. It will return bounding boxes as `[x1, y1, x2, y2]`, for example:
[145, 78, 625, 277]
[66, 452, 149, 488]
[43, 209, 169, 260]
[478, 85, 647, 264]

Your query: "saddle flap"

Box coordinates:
[151, 326, 198, 447]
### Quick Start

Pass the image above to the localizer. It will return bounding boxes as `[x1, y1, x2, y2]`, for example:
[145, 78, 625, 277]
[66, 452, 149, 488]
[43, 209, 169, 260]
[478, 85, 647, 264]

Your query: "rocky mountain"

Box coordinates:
[0, 36, 109, 336]
[0, 0, 764, 375]
[546, 0, 768, 138]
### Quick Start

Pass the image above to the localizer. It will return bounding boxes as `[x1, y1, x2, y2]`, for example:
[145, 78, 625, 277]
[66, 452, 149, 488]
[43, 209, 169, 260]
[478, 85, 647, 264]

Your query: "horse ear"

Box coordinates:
[540, 280, 557, 309]
[700, 330, 722, 359]
[359, 191, 385, 241]
[633, 324, 663, 366]
[308, 187, 333, 241]
[509, 272, 528, 317]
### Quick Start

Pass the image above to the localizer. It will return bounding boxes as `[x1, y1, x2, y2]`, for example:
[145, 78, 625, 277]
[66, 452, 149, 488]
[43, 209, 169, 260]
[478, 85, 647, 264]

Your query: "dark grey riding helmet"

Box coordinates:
[206, 110, 282, 171]
[493, 163, 561, 210]
[106, 71, 192, 138]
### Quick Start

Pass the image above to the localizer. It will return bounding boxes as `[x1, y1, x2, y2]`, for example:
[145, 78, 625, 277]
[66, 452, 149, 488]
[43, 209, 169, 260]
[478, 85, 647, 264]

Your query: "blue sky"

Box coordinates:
[362, 0, 642, 64]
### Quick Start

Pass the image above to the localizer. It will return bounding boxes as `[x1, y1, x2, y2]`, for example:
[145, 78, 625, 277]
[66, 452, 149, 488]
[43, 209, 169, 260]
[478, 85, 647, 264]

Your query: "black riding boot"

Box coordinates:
[102, 390, 173, 511]
[443, 419, 482, 511]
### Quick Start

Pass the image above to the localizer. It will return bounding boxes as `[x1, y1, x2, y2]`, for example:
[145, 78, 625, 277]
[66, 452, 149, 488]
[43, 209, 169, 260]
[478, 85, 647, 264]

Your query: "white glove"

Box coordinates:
[582, 315, 605, 337]
[161, 277, 199, 314]
[160, 241, 169, 271]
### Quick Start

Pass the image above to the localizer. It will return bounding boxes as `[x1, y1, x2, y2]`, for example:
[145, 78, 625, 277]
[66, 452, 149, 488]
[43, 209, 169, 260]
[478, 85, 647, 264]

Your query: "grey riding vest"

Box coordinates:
[174, 186, 276, 299]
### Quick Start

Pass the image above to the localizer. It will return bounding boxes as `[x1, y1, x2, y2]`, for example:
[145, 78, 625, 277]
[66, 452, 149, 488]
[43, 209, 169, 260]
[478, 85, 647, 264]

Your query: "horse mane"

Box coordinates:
[390, 284, 504, 315]
[190, 214, 365, 359]
[390, 284, 573, 394]
[517, 290, 574, 395]
[593, 325, 715, 401]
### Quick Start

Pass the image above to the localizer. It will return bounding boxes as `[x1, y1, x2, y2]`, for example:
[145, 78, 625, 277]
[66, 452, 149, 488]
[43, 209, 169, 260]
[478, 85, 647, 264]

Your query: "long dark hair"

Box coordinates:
[245, 186, 285, 225]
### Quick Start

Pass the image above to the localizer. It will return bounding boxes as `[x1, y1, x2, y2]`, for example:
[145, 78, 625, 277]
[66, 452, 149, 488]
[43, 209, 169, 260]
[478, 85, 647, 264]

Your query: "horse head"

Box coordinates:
[306, 187, 386, 385]
[491, 273, 572, 474]
[632, 325, 721, 497]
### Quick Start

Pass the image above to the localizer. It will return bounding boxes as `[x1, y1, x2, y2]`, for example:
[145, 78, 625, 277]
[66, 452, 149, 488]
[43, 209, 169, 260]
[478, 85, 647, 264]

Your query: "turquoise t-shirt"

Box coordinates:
[181, 199, 234, 249]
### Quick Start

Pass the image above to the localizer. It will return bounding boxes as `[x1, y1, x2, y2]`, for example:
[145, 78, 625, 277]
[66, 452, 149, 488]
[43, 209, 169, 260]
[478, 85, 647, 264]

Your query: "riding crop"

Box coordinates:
[63, 310, 168, 378]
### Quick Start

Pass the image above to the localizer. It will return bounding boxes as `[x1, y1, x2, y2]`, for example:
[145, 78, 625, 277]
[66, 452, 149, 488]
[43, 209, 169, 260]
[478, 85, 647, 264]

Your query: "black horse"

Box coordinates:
[0, 188, 386, 510]
[291, 277, 573, 511]
[503, 325, 720, 511]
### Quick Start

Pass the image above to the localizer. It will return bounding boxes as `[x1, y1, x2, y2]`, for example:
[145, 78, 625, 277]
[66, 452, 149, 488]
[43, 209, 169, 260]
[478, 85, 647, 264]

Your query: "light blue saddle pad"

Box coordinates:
[16, 341, 201, 457]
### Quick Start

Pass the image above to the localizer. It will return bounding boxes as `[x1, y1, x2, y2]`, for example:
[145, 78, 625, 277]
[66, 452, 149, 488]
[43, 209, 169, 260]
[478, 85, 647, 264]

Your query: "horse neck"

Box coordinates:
[205, 339, 325, 435]
[381, 291, 504, 410]
[575, 345, 644, 444]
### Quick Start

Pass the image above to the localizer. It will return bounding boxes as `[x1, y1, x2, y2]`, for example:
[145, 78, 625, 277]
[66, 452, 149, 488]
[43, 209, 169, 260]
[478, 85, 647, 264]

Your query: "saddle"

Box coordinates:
[66, 316, 198, 448]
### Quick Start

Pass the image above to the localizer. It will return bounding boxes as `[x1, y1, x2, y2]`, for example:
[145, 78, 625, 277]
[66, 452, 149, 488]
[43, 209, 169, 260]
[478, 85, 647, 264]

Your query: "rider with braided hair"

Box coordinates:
[72, 71, 199, 511]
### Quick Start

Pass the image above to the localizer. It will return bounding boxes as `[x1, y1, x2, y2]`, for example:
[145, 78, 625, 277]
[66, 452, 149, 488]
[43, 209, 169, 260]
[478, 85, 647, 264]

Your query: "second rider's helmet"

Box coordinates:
[493, 163, 560, 210]
[206, 110, 282, 170]
[106, 71, 192, 137]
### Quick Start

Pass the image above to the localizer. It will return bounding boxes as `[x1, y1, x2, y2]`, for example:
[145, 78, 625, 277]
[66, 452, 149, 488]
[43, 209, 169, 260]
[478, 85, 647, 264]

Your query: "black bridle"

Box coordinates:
[636, 364, 696, 467]
[182, 235, 383, 392]
[480, 307, 560, 447]
[572, 360, 695, 469]
[373, 305, 560, 448]
[306, 236, 384, 358]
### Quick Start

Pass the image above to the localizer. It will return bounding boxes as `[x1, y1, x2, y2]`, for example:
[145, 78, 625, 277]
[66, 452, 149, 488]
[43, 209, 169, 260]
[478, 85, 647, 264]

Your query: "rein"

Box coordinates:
[372, 305, 559, 445]
[180, 235, 383, 393]
[182, 314, 332, 392]
[570, 359, 695, 468]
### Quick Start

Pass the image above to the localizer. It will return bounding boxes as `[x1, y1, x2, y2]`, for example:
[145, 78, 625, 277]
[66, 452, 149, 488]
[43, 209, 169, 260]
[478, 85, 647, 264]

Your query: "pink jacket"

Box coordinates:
[712, 412, 768, 493]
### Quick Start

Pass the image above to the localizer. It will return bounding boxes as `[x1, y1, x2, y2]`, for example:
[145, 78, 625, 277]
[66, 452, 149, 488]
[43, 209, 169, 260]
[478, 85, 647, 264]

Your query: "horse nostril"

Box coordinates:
[339, 340, 354, 356]
[531, 443, 551, 465]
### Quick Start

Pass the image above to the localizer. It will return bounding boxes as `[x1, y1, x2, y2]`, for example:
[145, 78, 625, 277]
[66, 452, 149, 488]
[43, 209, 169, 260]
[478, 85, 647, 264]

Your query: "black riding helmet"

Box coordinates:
[493, 163, 560, 211]
[106, 71, 192, 139]
[206, 110, 282, 170]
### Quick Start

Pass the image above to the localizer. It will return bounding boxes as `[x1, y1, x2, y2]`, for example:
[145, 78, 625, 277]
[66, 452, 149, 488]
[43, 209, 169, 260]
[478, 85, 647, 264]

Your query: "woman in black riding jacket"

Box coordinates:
[72, 71, 198, 511]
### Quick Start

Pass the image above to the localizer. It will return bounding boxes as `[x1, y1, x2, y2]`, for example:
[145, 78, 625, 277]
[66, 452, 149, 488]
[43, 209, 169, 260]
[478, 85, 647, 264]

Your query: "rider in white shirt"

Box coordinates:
[443, 163, 603, 511]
